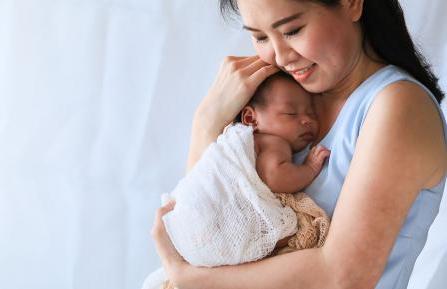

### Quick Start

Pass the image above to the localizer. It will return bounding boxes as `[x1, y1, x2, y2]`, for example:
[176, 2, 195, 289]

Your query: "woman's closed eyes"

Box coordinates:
[253, 26, 303, 43]
[283, 27, 303, 39]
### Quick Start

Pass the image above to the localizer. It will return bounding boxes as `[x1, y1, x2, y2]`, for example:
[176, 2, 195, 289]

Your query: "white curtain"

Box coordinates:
[0, 1, 445, 289]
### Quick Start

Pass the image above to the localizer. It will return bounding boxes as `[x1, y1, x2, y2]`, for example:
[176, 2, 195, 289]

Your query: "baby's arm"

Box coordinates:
[256, 135, 330, 193]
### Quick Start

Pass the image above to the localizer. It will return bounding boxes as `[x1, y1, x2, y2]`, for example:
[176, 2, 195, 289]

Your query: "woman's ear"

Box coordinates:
[342, 0, 364, 22]
[241, 106, 258, 127]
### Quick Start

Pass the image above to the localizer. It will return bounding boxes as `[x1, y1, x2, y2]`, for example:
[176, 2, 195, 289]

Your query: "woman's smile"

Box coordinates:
[289, 63, 317, 82]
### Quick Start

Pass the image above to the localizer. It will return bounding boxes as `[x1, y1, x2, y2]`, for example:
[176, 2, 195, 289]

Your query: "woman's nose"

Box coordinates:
[272, 39, 297, 67]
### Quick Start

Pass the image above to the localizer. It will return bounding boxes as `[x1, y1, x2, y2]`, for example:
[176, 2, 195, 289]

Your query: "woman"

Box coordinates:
[151, 0, 447, 288]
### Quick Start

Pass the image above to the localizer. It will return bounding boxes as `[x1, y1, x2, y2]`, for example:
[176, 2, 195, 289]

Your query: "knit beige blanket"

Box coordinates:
[162, 192, 330, 289]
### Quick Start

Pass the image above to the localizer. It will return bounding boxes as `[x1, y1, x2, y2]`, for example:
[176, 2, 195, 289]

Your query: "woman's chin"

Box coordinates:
[300, 82, 326, 94]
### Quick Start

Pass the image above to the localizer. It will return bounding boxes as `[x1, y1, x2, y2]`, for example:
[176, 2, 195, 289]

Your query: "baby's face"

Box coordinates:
[255, 78, 319, 152]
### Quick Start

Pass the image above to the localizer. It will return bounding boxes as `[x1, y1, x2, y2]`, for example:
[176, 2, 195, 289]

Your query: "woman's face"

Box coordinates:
[237, 0, 364, 94]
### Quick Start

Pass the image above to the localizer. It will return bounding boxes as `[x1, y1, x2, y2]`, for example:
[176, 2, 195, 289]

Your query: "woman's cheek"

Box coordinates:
[291, 32, 319, 64]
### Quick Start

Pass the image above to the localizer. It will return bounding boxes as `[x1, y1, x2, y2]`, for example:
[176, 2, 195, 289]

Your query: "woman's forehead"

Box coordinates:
[238, 0, 312, 27]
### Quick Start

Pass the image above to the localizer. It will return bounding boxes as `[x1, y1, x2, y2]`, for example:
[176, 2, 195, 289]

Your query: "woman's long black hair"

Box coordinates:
[219, 0, 444, 103]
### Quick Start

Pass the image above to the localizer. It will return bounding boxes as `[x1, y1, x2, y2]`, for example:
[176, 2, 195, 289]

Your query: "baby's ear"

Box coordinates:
[241, 106, 257, 127]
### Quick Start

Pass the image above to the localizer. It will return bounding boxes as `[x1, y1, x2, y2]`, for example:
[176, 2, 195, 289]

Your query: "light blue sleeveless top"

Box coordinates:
[293, 65, 446, 289]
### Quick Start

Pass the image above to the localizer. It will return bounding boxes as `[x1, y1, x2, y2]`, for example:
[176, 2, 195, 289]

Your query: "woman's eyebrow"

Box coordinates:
[242, 25, 261, 32]
[271, 13, 303, 29]
[242, 13, 303, 32]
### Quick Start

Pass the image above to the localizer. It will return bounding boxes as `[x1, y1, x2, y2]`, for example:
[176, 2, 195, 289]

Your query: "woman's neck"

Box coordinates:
[319, 53, 386, 105]
[312, 53, 385, 143]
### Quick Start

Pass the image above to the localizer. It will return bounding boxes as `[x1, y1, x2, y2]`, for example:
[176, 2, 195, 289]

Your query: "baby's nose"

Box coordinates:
[300, 116, 313, 126]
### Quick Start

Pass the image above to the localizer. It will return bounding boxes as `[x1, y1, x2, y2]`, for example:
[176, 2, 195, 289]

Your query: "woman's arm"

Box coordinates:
[174, 248, 331, 289]
[153, 81, 446, 289]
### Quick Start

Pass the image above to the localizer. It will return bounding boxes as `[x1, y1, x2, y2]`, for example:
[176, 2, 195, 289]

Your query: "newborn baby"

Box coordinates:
[236, 71, 330, 251]
[162, 71, 330, 271]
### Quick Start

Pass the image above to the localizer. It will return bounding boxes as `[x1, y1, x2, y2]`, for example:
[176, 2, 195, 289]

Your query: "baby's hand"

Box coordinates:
[303, 145, 330, 175]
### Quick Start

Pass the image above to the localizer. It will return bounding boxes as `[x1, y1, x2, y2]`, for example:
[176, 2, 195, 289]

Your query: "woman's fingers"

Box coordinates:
[151, 200, 186, 283]
[222, 55, 258, 72]
[239, 58, 271, 76]
[226, 55, 257, 61]
[151, 200, 176, 238]
[233, 55, 260, 69]
[196, 55, 276, 132]
[151, 200, 185, 266]
[248, 64, 280, 88]
[219, 56, 261, 79]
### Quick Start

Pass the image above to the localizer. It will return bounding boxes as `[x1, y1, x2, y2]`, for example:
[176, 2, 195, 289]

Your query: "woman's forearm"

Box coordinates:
[175, 248, 336, 289]
[186, 109, 224, 173]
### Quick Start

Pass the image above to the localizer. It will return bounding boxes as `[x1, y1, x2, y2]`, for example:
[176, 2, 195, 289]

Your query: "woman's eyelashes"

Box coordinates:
[283, 27, 302, 39]
[253, 27, 303, 43]
[254, 35, 268, 43]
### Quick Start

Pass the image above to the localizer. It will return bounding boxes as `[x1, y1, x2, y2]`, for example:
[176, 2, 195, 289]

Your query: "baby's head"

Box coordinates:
[237, 71, 319, 152]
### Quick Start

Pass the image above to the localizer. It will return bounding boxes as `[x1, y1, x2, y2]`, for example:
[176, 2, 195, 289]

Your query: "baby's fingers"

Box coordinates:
[316, 149, 330, 162]
[321, 150, 331, 158]
[309, 145, 321, 157]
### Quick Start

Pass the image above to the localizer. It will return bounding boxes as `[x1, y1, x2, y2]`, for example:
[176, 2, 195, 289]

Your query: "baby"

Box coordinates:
[235, 70, 330, 250]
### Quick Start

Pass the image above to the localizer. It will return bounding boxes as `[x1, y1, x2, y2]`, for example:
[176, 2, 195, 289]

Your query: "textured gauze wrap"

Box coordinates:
[163, 123, 298, 267]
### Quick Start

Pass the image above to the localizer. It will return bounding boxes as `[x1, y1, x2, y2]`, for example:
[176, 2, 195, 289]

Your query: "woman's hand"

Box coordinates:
[151, 200, 188, 284]
[186, 56, 279, 172]
[196, 56, 279, 132]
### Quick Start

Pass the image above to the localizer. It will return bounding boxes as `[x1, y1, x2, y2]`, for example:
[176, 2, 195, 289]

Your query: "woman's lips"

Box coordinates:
[290, 63, 316, 82]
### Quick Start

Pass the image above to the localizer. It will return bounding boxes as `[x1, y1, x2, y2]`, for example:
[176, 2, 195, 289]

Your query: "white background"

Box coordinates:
[0, 1, 445, 289]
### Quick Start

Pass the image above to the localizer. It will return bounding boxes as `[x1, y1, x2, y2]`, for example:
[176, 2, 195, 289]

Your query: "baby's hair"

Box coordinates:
[234, 70, 297, 123]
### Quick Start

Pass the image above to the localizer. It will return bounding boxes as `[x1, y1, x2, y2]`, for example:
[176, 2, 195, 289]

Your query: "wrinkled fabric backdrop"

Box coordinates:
[0, 0, 445, 288]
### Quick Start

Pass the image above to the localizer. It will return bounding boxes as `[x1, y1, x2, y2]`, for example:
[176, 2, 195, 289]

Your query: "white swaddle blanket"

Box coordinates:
[163, 123, 298, 267]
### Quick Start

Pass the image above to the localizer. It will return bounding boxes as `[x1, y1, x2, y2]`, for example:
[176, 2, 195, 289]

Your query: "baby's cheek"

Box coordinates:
[313, 123, 320, 134]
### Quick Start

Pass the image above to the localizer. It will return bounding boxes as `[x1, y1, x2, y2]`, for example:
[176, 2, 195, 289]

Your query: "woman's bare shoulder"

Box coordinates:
[376, 80, 447, 186]
[322, 80, 447, 288]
